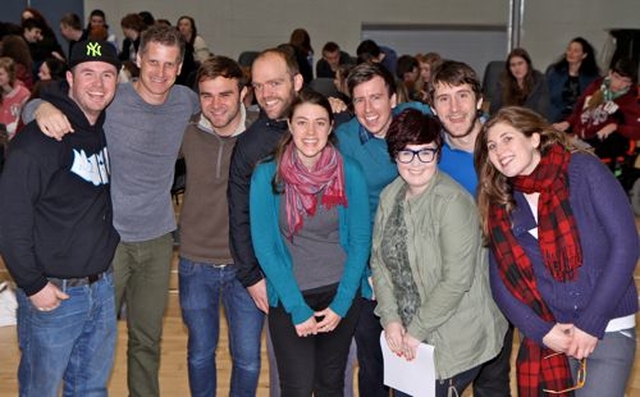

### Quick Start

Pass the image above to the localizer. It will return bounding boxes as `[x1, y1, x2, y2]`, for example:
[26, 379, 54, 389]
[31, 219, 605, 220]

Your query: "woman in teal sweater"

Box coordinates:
[250, 90, 371, 396]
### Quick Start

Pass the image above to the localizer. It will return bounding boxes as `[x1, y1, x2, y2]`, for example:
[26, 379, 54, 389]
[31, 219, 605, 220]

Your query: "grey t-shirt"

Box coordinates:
[279, 196, 346, 292]
[105, 83, 199, 242]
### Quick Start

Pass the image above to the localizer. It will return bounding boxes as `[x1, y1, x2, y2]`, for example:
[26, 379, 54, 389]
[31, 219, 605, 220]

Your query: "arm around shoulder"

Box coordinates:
[22, 98, 74, 140]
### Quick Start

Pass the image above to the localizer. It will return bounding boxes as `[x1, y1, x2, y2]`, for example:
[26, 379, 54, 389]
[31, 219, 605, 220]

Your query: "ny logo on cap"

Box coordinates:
[86, 42, 102, 57]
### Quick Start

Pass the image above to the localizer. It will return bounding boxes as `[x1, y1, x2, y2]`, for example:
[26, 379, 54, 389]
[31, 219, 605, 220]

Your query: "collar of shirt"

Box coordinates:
[442, 132, 463, 151]
[511, 192, 538, 237]
[358, 123, 376, 144]
[265, 118, 288, 131]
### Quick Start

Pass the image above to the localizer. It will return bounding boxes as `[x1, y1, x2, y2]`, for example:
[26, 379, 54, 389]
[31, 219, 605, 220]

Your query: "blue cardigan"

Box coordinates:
[490, 153, 638, 345]
[250, 156, 371, 325]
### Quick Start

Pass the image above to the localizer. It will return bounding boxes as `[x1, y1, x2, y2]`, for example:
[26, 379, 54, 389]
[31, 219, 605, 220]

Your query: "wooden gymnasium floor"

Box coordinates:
[1, 233, 640, 396]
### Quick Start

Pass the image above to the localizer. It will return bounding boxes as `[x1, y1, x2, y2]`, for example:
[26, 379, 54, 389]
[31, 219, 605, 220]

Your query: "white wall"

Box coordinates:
[84, 0, 639, 75]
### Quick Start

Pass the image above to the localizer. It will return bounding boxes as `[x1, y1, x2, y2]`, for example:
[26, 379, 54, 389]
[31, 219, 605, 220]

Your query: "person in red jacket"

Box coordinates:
[554, 57, 640, 162]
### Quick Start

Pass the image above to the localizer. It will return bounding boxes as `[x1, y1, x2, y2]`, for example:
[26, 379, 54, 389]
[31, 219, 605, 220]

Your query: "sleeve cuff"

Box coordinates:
[22, 276, 49, 297]
[237, 267, 264, 288]
[291, 304, 314, 325]
[575, 312, 609, 340]
[329, 299, 350, 319]
[531, 320, 555, 347]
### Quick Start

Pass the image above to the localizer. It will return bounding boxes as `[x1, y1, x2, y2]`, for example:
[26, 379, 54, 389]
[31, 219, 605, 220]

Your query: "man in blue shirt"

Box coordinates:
[428, 60, 513, 397]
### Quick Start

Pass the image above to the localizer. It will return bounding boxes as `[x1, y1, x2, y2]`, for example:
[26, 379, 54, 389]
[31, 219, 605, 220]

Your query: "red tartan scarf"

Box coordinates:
[279, 143, 347, 238]
[488, 143, 582, 395]
[517, 339, 575, 396]
[509, 143, 583, 282]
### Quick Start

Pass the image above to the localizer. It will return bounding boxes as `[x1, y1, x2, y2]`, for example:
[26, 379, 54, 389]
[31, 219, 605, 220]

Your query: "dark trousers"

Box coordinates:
[472, 324, 514, 397]
[355, 298, 390, 397]
[269, 285, 362, 397]
[586, 133, 630, 163]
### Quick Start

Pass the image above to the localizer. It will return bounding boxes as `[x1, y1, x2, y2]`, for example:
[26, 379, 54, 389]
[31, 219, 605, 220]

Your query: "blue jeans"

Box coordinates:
[179, 258, 264, 397]
[571, 327, 636, 397]
[16, 274, 116, 397]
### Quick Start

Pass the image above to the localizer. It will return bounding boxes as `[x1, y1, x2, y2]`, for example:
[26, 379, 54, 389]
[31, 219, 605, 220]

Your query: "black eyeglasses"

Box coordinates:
[396, 148, 437, 164]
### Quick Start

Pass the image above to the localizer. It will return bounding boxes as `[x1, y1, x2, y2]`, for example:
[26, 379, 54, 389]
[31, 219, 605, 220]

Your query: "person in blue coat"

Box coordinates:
[546, 37, 600, 122]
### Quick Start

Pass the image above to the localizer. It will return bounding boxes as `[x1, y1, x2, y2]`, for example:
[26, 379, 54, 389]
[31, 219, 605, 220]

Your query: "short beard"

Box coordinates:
[446, 109, 481, 139]
[272, 88, 298, 121]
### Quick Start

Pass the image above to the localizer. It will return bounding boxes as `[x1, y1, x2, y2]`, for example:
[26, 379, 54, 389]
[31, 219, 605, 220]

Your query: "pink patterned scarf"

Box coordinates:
[279, 143, 348, 237]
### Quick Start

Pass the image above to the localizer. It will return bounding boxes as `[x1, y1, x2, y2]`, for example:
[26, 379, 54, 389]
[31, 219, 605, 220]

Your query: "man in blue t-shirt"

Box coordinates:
[427, 60, 513, 397]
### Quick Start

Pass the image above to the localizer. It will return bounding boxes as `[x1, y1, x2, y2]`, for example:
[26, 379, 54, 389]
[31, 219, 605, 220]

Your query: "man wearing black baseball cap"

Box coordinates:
[25, 26, 200, 396]
[0, 39, 120, 396]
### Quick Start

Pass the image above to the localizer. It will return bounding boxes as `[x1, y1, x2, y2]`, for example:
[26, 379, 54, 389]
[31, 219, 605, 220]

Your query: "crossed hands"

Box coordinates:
[384, 322, 421, 361]
[542, 323, 598, 360]
[294, 307, 342, 338]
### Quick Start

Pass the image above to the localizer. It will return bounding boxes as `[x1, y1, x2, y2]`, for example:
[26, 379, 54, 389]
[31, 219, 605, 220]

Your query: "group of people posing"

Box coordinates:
[0, 14, 638, 397]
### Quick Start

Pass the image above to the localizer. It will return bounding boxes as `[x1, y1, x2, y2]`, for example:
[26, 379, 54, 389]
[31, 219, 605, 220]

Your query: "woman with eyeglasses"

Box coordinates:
[371, 108, 507, 396]
[250, 89, 370, 395]
[475, 106, 638, 396]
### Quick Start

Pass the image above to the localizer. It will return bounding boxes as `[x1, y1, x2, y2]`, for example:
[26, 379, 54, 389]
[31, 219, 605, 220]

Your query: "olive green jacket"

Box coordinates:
[371, 170, 507, 379]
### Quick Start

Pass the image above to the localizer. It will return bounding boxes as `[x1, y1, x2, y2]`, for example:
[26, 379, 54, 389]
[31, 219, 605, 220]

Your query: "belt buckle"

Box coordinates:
[211, 263, 228, 269]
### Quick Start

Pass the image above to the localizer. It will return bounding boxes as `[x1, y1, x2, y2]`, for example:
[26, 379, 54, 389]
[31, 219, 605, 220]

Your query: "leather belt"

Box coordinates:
[48, 270, 111, 289]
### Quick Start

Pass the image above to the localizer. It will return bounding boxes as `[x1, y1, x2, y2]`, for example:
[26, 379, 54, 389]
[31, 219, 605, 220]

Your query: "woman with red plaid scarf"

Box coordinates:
[475, 106, 638, 396]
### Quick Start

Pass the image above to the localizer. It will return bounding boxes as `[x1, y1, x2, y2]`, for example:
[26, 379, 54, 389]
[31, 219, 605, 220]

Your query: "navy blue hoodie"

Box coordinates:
[0, 81, 119, 296]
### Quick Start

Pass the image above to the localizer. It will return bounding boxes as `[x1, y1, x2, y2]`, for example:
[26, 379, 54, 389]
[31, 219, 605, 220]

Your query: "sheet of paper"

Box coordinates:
[380, 331, 436, 397]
